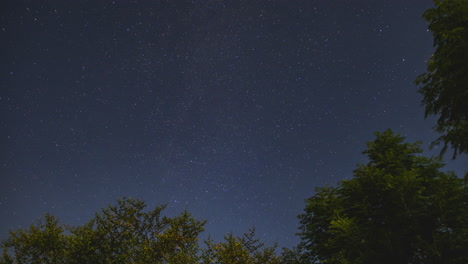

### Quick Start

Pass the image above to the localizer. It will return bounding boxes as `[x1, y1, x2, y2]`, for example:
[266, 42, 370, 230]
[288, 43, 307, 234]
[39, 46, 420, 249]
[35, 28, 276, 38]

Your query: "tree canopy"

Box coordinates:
[415, 0, 468, 158]
[295, 130, 468, 263]
[0, 198, 281, 264]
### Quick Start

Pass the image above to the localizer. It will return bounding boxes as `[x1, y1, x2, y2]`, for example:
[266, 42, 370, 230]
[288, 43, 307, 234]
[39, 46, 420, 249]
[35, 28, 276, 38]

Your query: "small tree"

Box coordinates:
[201, 228, 281, 264]
[1, 214, 68, 264]
[297, 130, 468, 263]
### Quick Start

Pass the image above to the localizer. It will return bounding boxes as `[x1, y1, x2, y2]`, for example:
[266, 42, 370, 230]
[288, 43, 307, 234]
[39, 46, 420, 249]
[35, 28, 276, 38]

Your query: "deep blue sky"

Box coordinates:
[1, 0, 466, 249]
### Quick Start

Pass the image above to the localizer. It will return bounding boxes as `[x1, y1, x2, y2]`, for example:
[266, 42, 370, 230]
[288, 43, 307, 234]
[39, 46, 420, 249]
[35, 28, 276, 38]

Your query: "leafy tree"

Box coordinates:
[296, 130, 468, 263]
[415, 0, 468, 158]
[1, 214, 68, 264]
[66, 197, 206, 264]
[1, 198, 206, 264]
[201, 228, 281, 264]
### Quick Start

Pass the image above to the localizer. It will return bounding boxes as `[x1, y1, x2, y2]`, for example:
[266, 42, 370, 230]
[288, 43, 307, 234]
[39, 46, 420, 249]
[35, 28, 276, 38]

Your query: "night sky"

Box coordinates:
[1, 0, 467, 249]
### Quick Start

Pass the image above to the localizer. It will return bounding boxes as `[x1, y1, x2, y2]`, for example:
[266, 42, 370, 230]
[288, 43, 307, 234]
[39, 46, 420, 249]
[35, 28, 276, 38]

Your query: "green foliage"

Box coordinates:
[280, 243, 327, 264]
[1, 214, 67, 264]
[297, 130, 468, 263]
[66, 198, 206, 264]
[201, 228, 281, 264]
[1, 198, 206, 264]
[415, 0, 468, 158]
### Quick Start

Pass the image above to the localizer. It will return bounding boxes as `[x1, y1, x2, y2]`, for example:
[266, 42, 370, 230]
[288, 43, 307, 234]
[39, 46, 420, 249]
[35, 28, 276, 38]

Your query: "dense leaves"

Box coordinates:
[296, 130, 468, 263]
[415, 0, 468, 158]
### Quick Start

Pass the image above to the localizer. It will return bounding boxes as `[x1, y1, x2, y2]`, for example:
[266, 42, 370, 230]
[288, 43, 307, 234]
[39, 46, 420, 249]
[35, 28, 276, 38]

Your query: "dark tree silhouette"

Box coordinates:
[416, 0, 468, 158]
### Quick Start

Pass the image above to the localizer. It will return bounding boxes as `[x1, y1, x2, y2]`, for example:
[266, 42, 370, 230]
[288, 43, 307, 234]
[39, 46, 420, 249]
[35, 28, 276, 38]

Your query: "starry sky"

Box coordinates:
[1, 0, 467, 249]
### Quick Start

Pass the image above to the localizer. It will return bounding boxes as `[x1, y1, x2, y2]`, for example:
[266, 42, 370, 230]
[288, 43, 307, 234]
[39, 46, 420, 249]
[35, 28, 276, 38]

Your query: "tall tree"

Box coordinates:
[296, 130, 468, 263]
[415, 0, 468, 158]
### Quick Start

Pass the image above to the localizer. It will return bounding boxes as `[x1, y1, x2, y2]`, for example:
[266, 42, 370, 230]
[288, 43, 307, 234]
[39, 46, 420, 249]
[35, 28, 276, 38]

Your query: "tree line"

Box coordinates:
[1, 198, 282, 264]
[2, 0, 467, 263]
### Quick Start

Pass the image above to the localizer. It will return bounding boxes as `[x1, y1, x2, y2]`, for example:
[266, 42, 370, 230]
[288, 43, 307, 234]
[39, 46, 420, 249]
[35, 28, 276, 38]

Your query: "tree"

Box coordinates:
[66, 198, 206, 264]
[415, 0, 468, 158]
[1, 198, 206, 264]
[1, 198, 286, 264]
[201, 228, 281, 264]
[280, 247, 310, 264]
[1, 214, 68, 264]
[296, 130, 468, 263]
